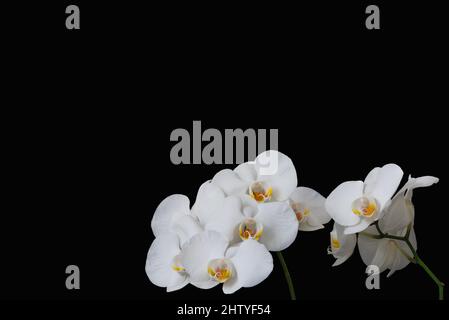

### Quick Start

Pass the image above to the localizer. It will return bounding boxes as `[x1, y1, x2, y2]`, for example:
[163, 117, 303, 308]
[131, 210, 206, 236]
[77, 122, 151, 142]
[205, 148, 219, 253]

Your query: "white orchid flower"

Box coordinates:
[289, 187, 331, 231]
[151, 194, 202, 246]
[325, 164, 403, 235]
[210, 150, 297, 203]
[181, 231, 273, 294]
[328, 222, 357, 266]
[199, 193, 298, 251]
[146, 194, 203, 292]
[357, 175, 439, 277]
[145, 232, 189, 292]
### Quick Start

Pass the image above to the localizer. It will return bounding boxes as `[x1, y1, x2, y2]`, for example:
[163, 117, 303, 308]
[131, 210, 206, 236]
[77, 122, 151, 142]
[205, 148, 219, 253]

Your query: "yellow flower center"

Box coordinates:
[352, 196, 378, 218]
[331, 237, 341, 249]
[291, 202, 310, 223]
[238, 218, 263, 241]
[171, 254, 185, 272]
[207, 259, 233, 283]
[249, 181, 273, 203]
[172, 265, 185, 272]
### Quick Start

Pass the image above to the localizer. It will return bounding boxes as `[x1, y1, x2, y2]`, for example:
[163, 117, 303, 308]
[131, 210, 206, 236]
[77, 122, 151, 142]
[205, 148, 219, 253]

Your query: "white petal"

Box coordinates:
[239, 194, 259, 218]
[392, 227, 417, 265]
[310, 207, 332, 225]
[263, 171, 297, 202]
[299, 222, 324, 232]
[370, 241, 391, 273]
[359, 226, 417, 276]
[290, 186, 325, 207]
[190, 279, 220, 290]
[381, 176, 438, 233]
[256, 202, 299, 251]
[339, 231, 357, 256]
[171, 215, 203, 246]
[255, 150, 297, 201]
[222, 275, 239, 294]
[234, 162, 258, 183]
[151, 194, 190, 237]
[386, 228, 417, 277]
[379, 195, 412, 234]
[181, 231, 229, 285]
[191, 181, 226, 225]
[166, 273, 189, 292]
[225, 243, 241, 259]
[304, 213, 321, 227]
[332, 255, 352, 267]
[145, 233, 181, 288]
[363, 167, 380, 195]
[343, 218, 372, 234]
[386, 258, 400, 277]
[404, 176, 439, 201]
[394, 175, 439, 201]
[290, 187, 330, 225]
[325, 181, 363, 226]
[211, 169, 248, 196]
[331, 223, 356, 266]
[386, 247, 409, 278]
[358, 228, 381, 267]
[364, 163, 403, 210]
[224, 239, 273, 294]
[358, 229, 395, 273]
[205, 196, 245, 242]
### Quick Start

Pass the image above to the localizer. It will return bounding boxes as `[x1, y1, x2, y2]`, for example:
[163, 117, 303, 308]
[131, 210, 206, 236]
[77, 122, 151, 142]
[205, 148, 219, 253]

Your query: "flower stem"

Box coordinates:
[276, 251, 296, 300]
[414, 253, 445, 300]
[373, 221, 445, 300]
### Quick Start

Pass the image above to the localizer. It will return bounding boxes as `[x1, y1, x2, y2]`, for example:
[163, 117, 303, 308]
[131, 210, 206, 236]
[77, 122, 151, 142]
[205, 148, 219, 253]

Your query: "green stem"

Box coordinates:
[276, 251, 296, 300]
[373, 221, 445, 300]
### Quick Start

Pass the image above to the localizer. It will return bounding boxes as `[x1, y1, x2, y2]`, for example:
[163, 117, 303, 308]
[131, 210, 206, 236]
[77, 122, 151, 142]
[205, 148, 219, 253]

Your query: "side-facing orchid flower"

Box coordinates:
[325, 164, 403, 235]
[328, 222, 357, 266]
[289, 187, 331, 231]
[357, 175, 439, 277]
[181, 231, 273, 294]
[210, 150, 297, 203]
[201, 194, 299, 251]
[145, 194, 203, 292]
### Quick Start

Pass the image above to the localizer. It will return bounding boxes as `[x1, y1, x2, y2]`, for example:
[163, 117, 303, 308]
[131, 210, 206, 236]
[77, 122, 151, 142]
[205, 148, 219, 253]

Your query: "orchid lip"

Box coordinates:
[171, 254, 186, 273]
[328, 231, 341, 254]
[249, 181, 272, 203]
[207, 258, 233, 283]
[238, 218, 264, 241]
[290, 201, 310, 223]
[351, 196, 379, 218]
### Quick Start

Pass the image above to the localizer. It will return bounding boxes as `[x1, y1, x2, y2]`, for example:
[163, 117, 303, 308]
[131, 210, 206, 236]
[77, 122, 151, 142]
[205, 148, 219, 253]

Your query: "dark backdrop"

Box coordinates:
[2, 1, 448, 303]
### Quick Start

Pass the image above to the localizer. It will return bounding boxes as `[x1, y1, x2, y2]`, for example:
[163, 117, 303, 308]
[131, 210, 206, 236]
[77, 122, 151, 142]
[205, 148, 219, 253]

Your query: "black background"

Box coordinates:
[2, 0, 448, 308]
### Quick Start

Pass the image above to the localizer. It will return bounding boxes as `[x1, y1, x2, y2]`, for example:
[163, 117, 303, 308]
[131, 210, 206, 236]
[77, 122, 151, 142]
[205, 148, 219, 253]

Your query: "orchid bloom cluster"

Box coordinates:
[326, 164, 440, 280]
[145, 150, 331, 294]
[146, 152, 443, 299]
